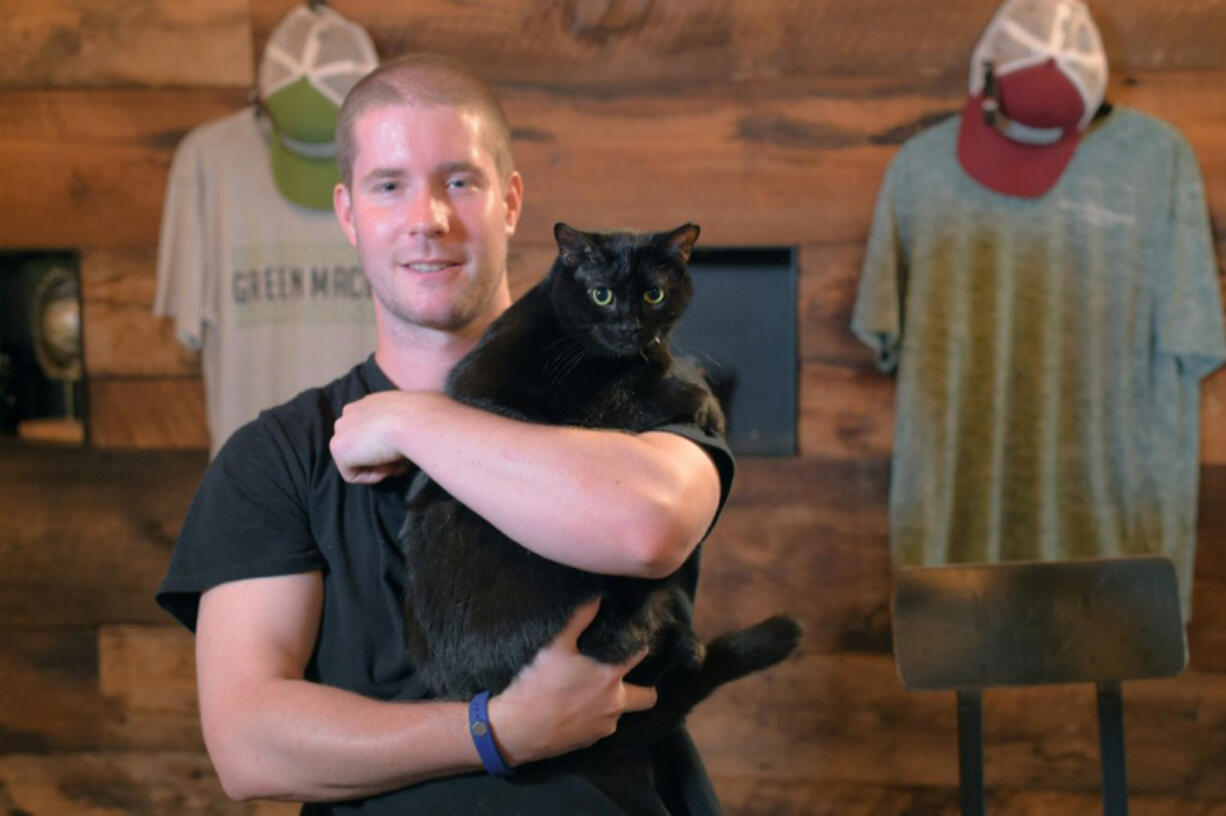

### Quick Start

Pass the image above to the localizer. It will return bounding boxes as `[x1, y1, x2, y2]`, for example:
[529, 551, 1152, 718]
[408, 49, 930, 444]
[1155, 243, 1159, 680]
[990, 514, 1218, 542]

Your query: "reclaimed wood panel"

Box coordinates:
[82, 247, 200, 378]
[1204, 367, 1226, 466]
[98, 625, 204, 750]
[0, 87, 246, 250]
[250, 0, 1226, 86]
[798, 362, 895, 460]
[1, 0, 252, 88]
[4, 141, 177, 249]
[0, 626, 204, 753]
[712, 778, 1226, 816]
[0, 628, 106, 752]
[0, 445, 205, 626]
[6, 73, 1226, 250]
[0, 752, 293, 815]
[0, 88, 247, 144]
[1189, 578, 1226, 674]
[88, 377, 208, 449]
[798, 243, 873, 367]
[1196, 466, 1226, 581]
[698, 457, 893, 654]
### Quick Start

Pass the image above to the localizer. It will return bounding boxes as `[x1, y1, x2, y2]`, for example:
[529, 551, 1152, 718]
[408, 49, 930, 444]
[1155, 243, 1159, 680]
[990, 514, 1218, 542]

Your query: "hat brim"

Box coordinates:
[269, 125, 341, 211]
[956, 94, 1081, 198]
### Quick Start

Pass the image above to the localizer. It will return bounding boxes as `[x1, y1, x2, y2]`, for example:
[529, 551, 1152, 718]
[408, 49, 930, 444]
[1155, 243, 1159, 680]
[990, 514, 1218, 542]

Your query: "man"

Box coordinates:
[156, 53, 734, 814]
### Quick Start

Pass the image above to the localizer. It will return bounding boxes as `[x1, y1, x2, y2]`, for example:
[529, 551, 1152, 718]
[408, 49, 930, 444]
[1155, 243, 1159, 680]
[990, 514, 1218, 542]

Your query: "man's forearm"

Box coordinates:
[204, 677, 478, 801]
[381, 392, 720, 576]
[197, 576, 655, 804]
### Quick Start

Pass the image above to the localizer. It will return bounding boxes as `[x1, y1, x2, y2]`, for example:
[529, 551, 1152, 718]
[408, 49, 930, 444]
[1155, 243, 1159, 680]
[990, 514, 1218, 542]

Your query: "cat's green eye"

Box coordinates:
[590, 287, 614, 306]
[643, 287, 666, 305]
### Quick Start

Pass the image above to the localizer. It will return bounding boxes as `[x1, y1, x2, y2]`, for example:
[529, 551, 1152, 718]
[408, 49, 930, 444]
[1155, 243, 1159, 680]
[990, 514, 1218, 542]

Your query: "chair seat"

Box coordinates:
[892, 555, 1186, 691]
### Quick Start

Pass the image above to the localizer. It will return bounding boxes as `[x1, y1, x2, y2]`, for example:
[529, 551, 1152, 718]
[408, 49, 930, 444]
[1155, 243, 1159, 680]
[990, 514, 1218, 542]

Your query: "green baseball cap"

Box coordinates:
[258, 6, 378, 209]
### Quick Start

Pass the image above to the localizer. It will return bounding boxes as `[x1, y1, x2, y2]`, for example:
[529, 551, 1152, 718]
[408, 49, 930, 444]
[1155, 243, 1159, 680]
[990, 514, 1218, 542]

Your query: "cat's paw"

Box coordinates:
[693, 394, 726, 437]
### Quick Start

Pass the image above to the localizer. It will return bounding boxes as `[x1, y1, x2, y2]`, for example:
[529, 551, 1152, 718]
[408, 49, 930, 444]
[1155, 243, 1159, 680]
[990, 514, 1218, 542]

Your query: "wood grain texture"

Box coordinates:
[1195, 466, 1226, 581]
[98, 625, 203, 750]
[0, 626, 199, 753]
[0, 87, 246, 144]
[698, 457, 893, 654]
[1204, 366, 1226, 466]
[798, 243, 875, 367]
[0, 752, 293, 815]
[711, 778, 1226, 816]
[250, 0, 1226, 86]
[1, 0, 252, 88]
[798, 362, 895, 460]
[0, 445, 205, 626]
[88, 377, 208, 449]
[0, 88, 246, 249]
[0, 629, 106, 752]
[82, 247, 200, 378]
[5, 73, 1226, 249]
[1189, 578, 1226, 674]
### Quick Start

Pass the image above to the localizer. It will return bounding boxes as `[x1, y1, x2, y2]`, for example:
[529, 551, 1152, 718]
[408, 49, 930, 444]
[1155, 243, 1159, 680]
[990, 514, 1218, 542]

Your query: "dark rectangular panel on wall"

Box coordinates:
[0, 251, 85, 444]
[673, 248, 797, 456]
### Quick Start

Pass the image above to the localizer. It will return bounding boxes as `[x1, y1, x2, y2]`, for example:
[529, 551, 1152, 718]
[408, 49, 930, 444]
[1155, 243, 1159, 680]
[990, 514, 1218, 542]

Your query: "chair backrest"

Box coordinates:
[891, 556, 1187, 690]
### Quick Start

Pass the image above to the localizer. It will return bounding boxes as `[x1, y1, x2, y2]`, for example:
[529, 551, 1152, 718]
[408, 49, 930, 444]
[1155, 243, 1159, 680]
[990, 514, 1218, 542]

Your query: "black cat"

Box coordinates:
[400, 222, 801, 746]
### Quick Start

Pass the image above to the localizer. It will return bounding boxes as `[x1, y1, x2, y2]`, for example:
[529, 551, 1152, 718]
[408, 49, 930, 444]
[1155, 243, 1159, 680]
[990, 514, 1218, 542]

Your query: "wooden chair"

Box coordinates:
[891, 556, 1187, 816]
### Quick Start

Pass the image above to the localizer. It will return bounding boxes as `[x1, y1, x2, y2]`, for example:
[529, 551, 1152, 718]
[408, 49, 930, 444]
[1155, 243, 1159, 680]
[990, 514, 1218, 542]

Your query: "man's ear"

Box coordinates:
[334, 182, 357, 247]
[503, 171, 524, 237]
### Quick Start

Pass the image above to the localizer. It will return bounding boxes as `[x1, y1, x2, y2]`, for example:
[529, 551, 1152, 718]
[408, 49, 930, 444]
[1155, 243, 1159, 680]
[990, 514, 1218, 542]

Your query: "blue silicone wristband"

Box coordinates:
[469, 691, 512, 776]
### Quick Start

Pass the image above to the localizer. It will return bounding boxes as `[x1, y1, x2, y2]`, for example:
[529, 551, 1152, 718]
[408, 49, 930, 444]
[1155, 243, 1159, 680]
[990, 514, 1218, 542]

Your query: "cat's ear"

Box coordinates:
[659, 223, 701, 265]
[554, 222, 592, 267]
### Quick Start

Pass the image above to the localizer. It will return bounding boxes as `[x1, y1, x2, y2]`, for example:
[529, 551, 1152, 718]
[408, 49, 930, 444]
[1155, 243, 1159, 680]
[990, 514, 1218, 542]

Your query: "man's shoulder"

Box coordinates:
[223, 356, 378, 458]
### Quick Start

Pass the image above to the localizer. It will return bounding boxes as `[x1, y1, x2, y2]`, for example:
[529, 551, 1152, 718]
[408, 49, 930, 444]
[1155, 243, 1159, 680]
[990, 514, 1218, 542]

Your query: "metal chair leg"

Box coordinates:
[1097, 681, 1128, 816]
[957, 689, 987, 816]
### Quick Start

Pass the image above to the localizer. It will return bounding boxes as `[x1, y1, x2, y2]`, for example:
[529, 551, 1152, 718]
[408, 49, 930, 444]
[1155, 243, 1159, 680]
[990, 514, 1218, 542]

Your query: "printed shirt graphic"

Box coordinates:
[155, 107, 376, 456]
[852, 107, 1226, 620]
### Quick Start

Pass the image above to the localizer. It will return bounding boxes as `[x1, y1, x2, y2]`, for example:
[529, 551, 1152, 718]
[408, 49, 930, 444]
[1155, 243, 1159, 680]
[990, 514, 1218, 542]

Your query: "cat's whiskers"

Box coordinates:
[543, 334, 591, 387]
[671, 342, 724, 371]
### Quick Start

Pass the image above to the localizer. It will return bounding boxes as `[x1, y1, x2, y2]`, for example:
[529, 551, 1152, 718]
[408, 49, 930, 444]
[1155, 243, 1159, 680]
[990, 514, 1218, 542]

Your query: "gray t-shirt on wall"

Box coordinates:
[852, 106, 1226, 620]
[154, 107, 377, 457]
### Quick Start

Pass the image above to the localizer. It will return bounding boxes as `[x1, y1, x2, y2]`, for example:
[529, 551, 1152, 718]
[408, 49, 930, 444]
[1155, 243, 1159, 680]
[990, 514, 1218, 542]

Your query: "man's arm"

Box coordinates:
[329, 390, 722, 578]
[197, 572, 654, 802]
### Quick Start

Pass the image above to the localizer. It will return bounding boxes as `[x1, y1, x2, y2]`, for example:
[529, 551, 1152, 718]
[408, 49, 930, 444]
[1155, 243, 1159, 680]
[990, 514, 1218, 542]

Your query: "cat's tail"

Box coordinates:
[611, 614, 804, 747]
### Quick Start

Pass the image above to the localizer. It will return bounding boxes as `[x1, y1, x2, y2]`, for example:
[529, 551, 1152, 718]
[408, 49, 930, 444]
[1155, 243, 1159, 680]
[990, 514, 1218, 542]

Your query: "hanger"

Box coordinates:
[308, 0, 327, 10]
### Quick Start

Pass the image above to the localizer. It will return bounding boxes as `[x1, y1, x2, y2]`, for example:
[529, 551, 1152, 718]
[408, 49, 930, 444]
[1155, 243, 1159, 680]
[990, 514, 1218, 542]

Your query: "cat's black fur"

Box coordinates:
[400, 222, 801, 747]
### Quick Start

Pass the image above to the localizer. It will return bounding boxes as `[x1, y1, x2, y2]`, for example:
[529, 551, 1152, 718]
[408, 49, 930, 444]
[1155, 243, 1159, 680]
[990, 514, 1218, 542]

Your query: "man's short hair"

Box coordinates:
[336, 52, 515, 188]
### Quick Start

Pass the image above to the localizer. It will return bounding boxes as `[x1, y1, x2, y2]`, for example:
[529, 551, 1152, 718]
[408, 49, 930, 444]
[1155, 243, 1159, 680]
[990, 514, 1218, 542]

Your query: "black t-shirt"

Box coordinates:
[156, 355, 735, 815]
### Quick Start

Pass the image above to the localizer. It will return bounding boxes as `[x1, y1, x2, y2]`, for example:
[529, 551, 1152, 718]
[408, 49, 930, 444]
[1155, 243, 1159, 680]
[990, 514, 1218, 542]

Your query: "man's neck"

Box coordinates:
[374, 306, 509, 392]
[373, 324, 480, 391]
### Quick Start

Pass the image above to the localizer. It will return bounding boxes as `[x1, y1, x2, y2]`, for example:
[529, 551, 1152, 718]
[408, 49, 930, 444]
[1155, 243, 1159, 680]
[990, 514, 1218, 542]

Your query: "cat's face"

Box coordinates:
[549, 223, 700, 358]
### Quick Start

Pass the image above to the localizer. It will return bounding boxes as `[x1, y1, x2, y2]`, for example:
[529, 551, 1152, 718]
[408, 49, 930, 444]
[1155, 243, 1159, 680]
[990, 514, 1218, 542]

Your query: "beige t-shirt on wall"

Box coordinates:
[853, 107, 1226, 621]
[154, 107, 376, 457]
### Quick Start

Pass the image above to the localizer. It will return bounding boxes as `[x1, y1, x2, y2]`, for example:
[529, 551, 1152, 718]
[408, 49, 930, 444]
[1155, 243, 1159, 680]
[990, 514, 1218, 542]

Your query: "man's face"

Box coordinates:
[334, 103, 522, 335]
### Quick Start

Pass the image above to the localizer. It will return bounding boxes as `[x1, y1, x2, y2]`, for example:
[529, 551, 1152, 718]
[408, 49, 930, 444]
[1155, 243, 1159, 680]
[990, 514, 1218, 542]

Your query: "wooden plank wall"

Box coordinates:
[2, 0, 1225, 813]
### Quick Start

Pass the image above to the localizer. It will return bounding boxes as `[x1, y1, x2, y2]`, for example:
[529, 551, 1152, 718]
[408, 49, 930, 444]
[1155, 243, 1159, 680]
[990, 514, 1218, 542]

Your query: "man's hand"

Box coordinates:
[330, 391, 420, 483]
[487, 597, 656, 767]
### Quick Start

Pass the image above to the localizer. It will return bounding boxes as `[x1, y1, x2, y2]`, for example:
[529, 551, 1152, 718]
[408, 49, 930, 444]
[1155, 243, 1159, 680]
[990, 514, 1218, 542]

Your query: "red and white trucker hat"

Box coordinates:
[956, 0, 1108, 198]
